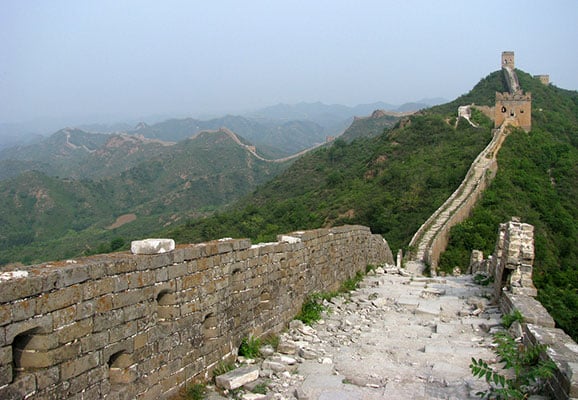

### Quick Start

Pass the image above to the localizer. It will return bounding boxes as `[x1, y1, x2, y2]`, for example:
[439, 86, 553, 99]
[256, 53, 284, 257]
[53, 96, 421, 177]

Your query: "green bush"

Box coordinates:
[295, 294, 326, 325]
[470, 331, 555, 399]
[238, 336, 261, 359]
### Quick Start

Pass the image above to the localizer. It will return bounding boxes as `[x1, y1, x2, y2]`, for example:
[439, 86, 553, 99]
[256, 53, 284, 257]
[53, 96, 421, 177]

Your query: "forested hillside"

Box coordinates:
[166, 70, 578, 340]
[439, 70, 578, 340]
[0, 130, 289, 265]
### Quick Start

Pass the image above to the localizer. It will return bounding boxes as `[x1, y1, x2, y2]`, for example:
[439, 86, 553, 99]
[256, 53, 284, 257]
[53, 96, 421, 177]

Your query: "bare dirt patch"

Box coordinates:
[107, 213, 137, 229]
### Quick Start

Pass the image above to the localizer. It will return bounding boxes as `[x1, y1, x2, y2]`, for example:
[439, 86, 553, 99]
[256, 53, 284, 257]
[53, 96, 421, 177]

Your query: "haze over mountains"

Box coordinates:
[0, 99, 444, 151]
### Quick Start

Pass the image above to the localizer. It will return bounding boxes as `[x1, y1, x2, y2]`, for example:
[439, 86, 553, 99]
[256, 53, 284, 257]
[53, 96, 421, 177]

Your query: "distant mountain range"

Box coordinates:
[0, 99, 432, 265]
[0, 99, 446, 150]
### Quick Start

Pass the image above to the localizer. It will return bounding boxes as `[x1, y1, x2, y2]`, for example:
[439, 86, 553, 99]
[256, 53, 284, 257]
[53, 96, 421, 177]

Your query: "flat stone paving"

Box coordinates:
[210, 269, 503, 399]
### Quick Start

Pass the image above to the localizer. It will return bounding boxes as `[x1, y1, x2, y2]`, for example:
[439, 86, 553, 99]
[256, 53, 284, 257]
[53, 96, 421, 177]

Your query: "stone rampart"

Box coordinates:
[486, 219, 578, 399]
[0, 225, 392, 400]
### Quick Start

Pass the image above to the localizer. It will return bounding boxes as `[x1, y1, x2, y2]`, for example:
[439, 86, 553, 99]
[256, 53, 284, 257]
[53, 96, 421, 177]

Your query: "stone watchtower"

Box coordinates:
[501, 51, 515, 69]
[495, 51, 532, 132]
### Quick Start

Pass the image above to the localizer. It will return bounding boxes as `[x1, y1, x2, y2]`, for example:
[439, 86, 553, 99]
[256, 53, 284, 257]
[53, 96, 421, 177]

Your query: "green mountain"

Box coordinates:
[0, 130, 291, 266]
[439, 69, 578, 340]
[165, 70, 578, 340]
[130, 115, 328, 156]
[0, 128, 171, 180]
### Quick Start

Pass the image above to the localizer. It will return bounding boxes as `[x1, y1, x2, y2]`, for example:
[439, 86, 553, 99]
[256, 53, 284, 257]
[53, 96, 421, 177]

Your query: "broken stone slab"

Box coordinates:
[215, 365, 260, 390]
[130, 238, 175, 255]
[299, 347, 321, 360]
[261, 360, 288, 373]
[277, 341, 297, 355]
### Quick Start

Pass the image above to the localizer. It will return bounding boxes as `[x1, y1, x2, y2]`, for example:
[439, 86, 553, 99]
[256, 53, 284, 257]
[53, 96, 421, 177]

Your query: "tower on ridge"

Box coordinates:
[502, 51, 515, 69]
[495, 51, 531, 132]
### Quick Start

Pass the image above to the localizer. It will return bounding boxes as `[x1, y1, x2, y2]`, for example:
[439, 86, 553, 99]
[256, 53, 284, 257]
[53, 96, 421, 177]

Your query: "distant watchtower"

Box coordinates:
[495, 51, 532, 132]
[501, 51, 515, 69]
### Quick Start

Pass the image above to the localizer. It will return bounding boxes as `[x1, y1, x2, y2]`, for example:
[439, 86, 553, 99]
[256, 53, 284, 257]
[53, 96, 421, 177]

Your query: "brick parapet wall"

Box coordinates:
[494, 221, 577, 399]
[501, 293, 578, 400]
[0, 225, 392, 400]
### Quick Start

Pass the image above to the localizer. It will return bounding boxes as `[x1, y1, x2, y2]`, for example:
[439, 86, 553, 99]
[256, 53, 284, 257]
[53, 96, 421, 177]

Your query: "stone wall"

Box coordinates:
[484, 218, 578, 399]
[0, 225, 392, 400]
[494, 91, 532, 132]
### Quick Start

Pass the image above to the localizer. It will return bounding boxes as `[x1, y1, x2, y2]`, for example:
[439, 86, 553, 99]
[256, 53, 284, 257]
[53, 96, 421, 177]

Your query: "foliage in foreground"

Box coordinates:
[470, 332, 555, 399]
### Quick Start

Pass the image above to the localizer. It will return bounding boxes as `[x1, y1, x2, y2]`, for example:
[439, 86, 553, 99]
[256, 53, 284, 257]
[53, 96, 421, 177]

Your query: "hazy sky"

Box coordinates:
[1, 0, 577, 125]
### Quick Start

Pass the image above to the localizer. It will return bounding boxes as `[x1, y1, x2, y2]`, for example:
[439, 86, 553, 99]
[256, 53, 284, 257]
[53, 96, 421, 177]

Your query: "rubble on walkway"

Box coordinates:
[206, 266, 501, 399]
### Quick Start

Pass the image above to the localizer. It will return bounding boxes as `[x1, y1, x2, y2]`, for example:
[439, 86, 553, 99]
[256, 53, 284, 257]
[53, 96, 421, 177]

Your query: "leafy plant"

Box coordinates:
[238, 335, 261, 359]
[470, 332, 555, 399]
[501, 310, 524, 328]
[295, 294, 326, 325]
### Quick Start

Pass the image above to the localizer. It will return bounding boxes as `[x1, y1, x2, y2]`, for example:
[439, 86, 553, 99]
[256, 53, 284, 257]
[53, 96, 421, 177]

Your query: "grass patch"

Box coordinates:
[184, 383, 206, 400]
[212, 361, 235, 377]
[261, 333, 280, 351]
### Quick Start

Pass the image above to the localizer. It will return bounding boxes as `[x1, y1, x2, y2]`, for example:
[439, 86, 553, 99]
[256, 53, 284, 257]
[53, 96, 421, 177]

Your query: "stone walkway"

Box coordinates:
[208, 267, 503, 400]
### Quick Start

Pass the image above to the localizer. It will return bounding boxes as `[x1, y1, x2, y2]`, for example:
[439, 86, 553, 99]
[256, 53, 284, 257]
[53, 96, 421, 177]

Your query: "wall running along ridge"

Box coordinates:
[0, 225, 392, 400]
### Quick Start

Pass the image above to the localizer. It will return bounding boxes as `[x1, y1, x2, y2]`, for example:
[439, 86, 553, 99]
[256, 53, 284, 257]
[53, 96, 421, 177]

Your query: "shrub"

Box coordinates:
[470, 332, 555, 399]
[238, 336, 261, 359]
[295, 294, 326, 325]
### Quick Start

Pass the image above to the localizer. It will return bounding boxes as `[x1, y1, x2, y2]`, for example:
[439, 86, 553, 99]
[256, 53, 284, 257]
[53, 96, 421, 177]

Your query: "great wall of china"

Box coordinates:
[0, 52, 576, 399]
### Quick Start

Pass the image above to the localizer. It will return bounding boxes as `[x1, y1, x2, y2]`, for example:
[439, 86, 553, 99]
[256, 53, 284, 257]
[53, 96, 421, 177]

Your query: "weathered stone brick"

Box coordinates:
[0, 303, 11, 327]
[83, 277, 116, 300]
[6, 314, 53, 343]
[167, 263, 188, 279]
[123, 302, 151, 322]
[0, 360, 13, 386]
[105, 256, 138, 275]
[127, 270, 156, 289]
[52, 304, 77, 328]
[23, 332, 59, 351]
[109, 320, 137, 343]
[112, 289, 145, 309]
[36, 285, 82, 314]
[95, 293, 114, 313]
[56, 317, 92, 344]
[0, 274, 43, 303]
[56, 264, 90, 287]
[0, 372, 36, 399]
[15, 341, 80, 368]
[94, 309, 123, 333]
[35, 366, 60, 390]
[11, 298, 36, 322]
[80, 330, 109, 353]
[61, 351, 100, 380]
[75, 300, 96, 320]
[180, 273, 202, 290]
